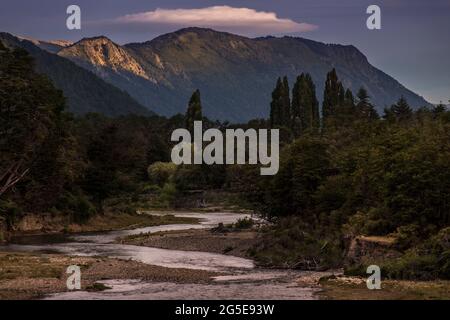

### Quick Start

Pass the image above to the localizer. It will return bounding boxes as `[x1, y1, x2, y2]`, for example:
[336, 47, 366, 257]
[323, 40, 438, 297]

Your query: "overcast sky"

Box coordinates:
[0, 0, 448, 104]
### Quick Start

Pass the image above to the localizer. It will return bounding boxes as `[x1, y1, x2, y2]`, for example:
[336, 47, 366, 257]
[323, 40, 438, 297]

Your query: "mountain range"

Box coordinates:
[1, 28, 429, 121]
[0, 33, 151, 117]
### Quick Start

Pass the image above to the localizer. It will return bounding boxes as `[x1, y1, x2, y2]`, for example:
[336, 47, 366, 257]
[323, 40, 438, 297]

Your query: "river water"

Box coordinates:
[4, 212, 321, 300]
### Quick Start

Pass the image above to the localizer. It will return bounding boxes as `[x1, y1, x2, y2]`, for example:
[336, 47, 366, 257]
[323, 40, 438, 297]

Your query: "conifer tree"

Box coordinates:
[270, 77, 290, 128]
[344, 88, 355, 108]
[305, 74, 320, 132]
[185, 89, 203, 133]
[281, 76, 291, 124]
[356, 87, 379, 120]
[292, 73, 319, 135]
[270, 78, 283, 128]
[391, 96, 413, 121]
[322, 69, 345, 120]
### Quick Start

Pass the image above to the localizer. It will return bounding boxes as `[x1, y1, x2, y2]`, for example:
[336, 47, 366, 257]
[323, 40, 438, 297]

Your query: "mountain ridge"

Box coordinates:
[9, 28, 431, 121]
[0, 32, 152, 117]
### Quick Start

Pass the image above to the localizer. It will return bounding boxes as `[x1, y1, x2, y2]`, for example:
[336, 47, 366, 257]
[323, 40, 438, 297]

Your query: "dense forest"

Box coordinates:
[1, 42, 449, 280]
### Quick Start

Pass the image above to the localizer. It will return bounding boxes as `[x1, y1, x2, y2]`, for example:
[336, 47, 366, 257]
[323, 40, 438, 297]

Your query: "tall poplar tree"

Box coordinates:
[322, 68, 345, 121]
[270, 77, 290, 128]
[185, 89, 203, 133]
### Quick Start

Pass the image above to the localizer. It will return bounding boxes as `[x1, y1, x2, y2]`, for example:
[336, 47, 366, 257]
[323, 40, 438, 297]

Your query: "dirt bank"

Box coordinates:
[318, 275, 450, 300]
[5, 213, 198, 239]
[0, 252, 218, 300]
[119, 228, 258, 258]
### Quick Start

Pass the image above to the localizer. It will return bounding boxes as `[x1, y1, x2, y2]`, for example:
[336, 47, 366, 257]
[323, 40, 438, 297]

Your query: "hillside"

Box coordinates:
[57, 28, 429, 121]
[0, 33, 151, 117]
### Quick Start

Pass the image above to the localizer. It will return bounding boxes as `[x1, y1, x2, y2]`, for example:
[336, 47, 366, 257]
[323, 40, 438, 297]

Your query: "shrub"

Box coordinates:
[147, 162, 177, 187]
[157, 183, 177, 208]
[0, 200, 23, 230]
[234, 218, 254, 229]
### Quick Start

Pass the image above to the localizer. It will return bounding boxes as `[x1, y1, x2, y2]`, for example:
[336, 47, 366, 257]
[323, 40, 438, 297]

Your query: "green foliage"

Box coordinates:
[270, 77, 291, 128]
[157, 183, 177, 208]
[234, 217, 254, 229]
[384, 96, 413, 122]
[252, 217, 343, 270]
[147, 162, 177, 187]
[292, 73, 320, 135]
[322, 68, 345, 121]
[186, 89, 203, 133]
[57, 191, 97, 224]
[0, 200, 23, 230]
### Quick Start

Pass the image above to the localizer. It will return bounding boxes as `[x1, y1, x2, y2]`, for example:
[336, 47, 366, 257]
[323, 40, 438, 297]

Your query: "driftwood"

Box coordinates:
[0, 161, 29, 197]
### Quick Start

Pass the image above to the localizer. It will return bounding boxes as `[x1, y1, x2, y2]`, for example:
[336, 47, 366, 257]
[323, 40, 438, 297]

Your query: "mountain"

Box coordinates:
[55, 28, 429, 122]
[0, 33, 151, 117]
[17, 36, 73, 53]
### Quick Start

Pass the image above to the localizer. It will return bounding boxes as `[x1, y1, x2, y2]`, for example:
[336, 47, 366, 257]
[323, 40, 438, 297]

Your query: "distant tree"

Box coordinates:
[185, 89, 203, 133]
[433, 103, 446, 116]
[282, 76, 291, 123]
[322, 69, 345, 121]
[344, 88, 355, 108]
[292, 73, 319, 135]
[270, 77, 291, 128]
[387, 96, 413, 122]
[356, 87, 379, 120]
[270, 78, 282, 127]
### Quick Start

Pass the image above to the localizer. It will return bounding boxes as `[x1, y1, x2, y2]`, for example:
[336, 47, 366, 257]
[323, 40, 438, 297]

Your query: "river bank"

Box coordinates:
[1, 212, 199, 241]
[119, 227, 258, 258]
[1, 210, 448, 300]
[0, 252, 218, 300]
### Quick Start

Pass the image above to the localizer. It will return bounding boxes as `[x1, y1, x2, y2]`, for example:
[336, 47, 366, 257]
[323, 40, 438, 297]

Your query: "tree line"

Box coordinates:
[1, 43, 449, 280]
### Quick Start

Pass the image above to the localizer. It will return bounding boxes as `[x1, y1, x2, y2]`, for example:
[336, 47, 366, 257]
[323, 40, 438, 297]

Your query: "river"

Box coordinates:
[4, 212, 321, 300]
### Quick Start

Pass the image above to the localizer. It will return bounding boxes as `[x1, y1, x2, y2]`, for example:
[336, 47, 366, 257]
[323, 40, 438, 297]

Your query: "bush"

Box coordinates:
[252, 217, 343, 270]
[382, 252, 439, 280]
[234, 218, 254, 229]
[147, 162, 177, 187]
[157, 183, 177, 208]
[0, 200, 23, 230]
[57, 192, 96, 224]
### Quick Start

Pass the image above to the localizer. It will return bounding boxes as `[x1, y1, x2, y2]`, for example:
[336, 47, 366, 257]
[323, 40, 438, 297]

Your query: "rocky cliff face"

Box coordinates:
[59, 36, 152, 82]
[46, 28, 432, 121]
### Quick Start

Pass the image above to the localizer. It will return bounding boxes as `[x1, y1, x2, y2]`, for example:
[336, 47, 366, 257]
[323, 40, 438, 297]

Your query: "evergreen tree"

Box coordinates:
[270, 78, 283, 128]
[291, 74, 306, 134]
[0, 45, 66, 199]
[185, 89, 203, 133]
[390, 96, 413, 121]
[322, 68, 345, 120]
[270, 77, 290, 128]
[292, 73, 319, 135]
[356, 87, 379, 120]
[344, 88, 355, 108]
[433, 103, 446, 117]
[305, 74, 320, 133]
[281, 76, 291, 124]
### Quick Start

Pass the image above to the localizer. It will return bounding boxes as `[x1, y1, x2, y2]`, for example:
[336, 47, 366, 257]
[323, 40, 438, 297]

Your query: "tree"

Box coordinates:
[356, 87, 379, 120]
[270, 77, 290, 128]
[292, 73, 319, 136]
[185, 89, 203, 133]
[388, 96, 413, 122]
[322, 69, 345, 121]
[0, 44, 66, 200]
[344, 88, 355, 108]
[281, 76, 291, 124]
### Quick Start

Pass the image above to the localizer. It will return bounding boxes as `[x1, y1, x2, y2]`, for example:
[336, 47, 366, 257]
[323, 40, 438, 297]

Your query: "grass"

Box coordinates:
[0, 252, 93, 281]
[319, 276, 450, 300]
